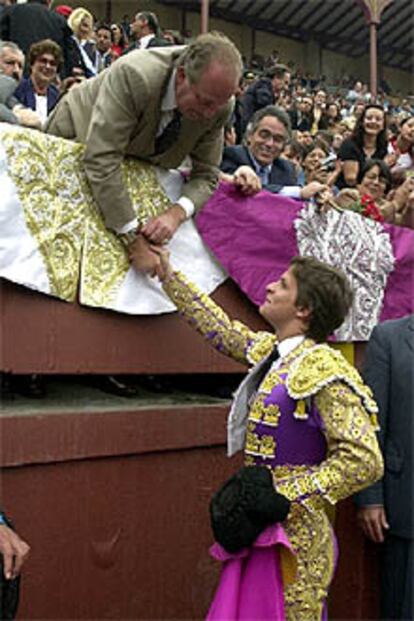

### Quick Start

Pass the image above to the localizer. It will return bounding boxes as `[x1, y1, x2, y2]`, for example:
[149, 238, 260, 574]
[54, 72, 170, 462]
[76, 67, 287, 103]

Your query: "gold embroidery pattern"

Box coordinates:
[163, 272, 271, 365]
[3, 129, 87, 301]
[287, 343, 379, 423]
[245, 422, 276, 459]
[248, 393, 267, 423]
[248, 393, 281, 427]
[262, 402, 281, 427]
[80, 160, 170, 305]
[275, 382, 384, 509]
[2, 128, 171, 306]
[283, 503, 335, 620]
[293, 399, 308, 420]
[246, 332, 276, 366]
[122, 159, 171, 225]
[259, 369, 284, 393]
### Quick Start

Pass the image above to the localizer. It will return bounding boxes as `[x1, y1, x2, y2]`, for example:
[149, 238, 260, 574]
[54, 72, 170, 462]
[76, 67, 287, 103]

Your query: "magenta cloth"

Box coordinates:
[197, 183, 301, 307]
[380, 223, 414, 321]
[206, 524, 294, 621]
[197, 182, 414, 320]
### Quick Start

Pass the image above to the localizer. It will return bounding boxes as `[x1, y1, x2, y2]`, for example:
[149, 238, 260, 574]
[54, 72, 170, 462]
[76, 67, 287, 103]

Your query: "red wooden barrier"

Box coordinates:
[0, 278, 379, 619]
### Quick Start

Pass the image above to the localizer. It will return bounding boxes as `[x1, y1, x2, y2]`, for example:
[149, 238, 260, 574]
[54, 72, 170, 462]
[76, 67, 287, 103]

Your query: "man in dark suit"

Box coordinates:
[123, 11, 171, 54]
[0, 0, 72, 77]
[354, 315, 413, 620]
[288, 94, 313, 131]
[221, 105, 327, 200]
[241, 64, 290, 133]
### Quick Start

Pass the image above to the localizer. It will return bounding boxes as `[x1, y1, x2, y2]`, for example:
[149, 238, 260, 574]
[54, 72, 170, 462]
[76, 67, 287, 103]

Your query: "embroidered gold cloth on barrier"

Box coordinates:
[0, 125, 226, 314]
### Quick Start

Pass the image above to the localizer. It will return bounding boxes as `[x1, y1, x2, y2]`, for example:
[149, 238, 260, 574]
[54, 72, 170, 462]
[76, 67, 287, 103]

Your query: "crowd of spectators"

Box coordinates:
[0, 0, 413, 274]
[226, 56, 414, 226]
[0, 9, 412, 619]
[1, 0, 412, 227]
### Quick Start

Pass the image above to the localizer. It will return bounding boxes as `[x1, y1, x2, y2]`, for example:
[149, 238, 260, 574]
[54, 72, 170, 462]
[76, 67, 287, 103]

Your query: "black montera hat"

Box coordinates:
[210, 466, 290, 553]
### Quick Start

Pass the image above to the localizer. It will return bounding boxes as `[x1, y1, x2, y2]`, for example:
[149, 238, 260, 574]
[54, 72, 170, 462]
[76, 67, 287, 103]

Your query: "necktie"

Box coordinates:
[154, 109, 182, 155]
[258, 166, 268, 186]
[254, 345, 280, 393]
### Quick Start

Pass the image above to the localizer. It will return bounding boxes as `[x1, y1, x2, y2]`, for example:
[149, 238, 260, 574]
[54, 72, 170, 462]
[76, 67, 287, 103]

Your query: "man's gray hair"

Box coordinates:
[248, 105, 292, 137]
[0, 40, 24, 59]
[176, 31, 243, 84]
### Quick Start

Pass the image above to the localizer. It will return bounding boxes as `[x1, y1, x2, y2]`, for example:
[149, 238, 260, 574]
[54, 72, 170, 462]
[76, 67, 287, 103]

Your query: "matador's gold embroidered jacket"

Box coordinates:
[164, 270, 383, 620]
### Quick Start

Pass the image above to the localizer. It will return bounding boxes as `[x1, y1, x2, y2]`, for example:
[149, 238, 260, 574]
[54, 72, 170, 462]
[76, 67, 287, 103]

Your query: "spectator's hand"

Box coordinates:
[233, 165, 262, 195]
[141, 204, 186, 245]
[0, 524, 30, 580]
[300, 181, 328, 200]
[356, 505, 389, 543]
[151, 245, 173, 282]
[336, 188, 360, 209]
[12, 106, 42, 129]
[128, 233, 161, 277]
[314, 186, 333, 211]
[60, 76, 85, 94]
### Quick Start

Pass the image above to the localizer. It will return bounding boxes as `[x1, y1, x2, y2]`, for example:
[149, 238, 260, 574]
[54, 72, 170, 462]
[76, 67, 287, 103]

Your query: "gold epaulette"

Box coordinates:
[286, 344, 379, 424]
[246, 331, 277, 366]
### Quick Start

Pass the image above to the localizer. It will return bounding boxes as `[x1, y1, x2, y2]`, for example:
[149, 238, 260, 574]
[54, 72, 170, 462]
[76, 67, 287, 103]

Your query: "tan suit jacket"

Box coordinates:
[46, 47, 232, 230]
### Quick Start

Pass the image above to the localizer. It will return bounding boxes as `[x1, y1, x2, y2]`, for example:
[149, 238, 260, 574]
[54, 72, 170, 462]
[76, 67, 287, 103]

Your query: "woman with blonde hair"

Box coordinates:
[67, 7, 96, 78]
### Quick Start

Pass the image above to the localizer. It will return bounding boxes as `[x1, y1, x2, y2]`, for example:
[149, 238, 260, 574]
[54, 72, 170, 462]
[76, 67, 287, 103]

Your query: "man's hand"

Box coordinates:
[300, 181, 328, 200]
[128, 233, 161, 277]
[233, 165, 262, 195]
[12, 105, 42, 129]
[0, 524, 30, 580]
[150, 245, 173, 282]
[356, 505, 389, 543]
[336, 188, 360, 209]
[141, 204, 186, 245]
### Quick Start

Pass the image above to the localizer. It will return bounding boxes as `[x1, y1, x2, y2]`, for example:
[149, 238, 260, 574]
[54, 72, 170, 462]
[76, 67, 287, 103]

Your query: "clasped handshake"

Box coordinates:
[126, 204, 185, 279]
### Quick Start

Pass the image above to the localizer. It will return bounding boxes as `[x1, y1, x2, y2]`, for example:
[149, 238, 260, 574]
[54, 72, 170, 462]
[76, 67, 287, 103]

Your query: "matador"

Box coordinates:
[156, 252, 384, 620]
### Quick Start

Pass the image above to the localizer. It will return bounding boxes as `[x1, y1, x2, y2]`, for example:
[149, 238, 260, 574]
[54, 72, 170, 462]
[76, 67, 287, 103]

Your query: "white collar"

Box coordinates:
[161, 69, 177, 112]
[277, 334, 305, 359]
[139, 33, 155, 48]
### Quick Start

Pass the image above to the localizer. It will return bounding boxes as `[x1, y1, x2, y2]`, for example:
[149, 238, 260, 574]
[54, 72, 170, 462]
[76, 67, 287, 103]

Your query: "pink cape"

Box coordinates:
[206, 524, 295, 621]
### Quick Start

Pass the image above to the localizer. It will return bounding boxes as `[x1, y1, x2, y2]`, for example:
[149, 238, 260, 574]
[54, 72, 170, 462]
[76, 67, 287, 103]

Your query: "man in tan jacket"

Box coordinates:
[46, 32, 242, 273]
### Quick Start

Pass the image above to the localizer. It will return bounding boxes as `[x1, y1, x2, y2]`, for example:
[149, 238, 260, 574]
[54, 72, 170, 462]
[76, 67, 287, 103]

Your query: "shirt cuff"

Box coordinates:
[278, 186, 302, 199]
[176, 196, 195, 218]
[115, 218, 139, 235]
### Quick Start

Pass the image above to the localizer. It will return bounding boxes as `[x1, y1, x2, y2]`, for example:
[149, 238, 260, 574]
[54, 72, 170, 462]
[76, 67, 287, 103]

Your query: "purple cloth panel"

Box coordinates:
[197, 183, 301, 306]
[252, 379, 327, 466]
[197, 182, 414, 321]
[206, 524, 294, 621]
[380, 223, 414, 320]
